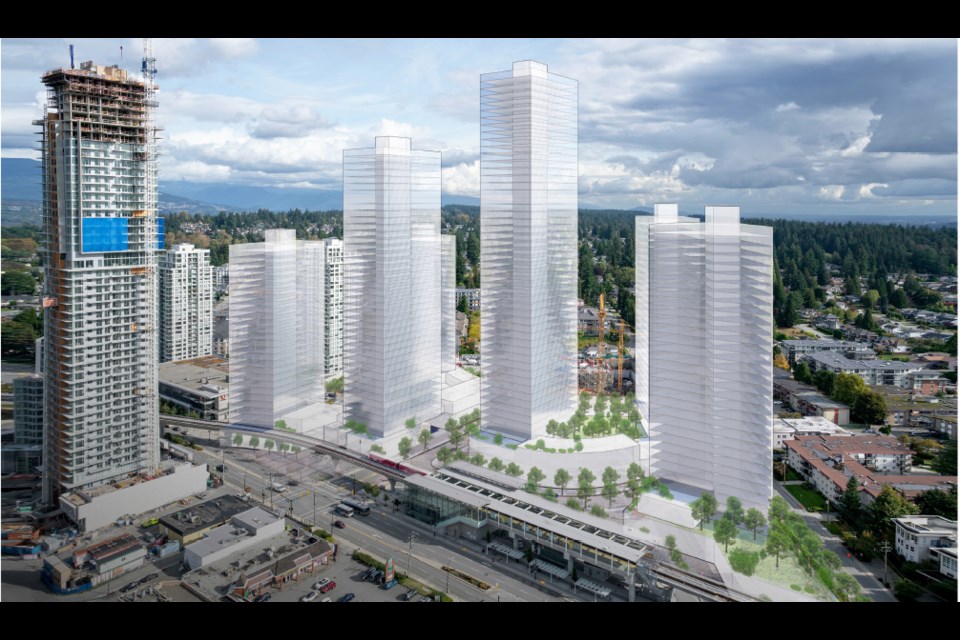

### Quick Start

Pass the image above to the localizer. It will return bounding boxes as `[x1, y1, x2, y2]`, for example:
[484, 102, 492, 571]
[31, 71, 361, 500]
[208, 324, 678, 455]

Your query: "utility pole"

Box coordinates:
[313, 491, 317, 526]
[407, 532, 416, 574]
[879, 540, 893, 586]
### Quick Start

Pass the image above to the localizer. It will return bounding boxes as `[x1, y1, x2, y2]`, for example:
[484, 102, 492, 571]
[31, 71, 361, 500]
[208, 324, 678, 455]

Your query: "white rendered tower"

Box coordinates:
[342, 137, 442, 438]
[479, 61, 579, 441]
[229, 230, 325, 427]
[441, 234, 457, 373]
[636, 205, 773, 510]
[322, 238, 344, 377]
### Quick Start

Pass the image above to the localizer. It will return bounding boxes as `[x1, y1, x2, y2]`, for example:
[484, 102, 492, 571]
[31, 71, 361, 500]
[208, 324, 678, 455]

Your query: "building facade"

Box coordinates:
[229, 230, 325, 428]
[802, 352, 921, 388]
[780, 339, 874, 366]
[455, 288, 480, 312]
[322, 238, 344, 377]
[479, 60, 579, 441]
[159, 243, 213, 362]
[37, 61, 162, 504]
[343, 137, 442, 437]
[637, 204, 774, 510]
[893, 516, 957, 564]
[442, 235, 457, 373]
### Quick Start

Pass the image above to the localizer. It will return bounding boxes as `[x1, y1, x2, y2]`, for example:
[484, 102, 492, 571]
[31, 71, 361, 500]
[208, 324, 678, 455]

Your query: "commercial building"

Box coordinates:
[158, 494, 252, 544]
[780, 339, 874, 366]
[158, 356, 229, 421]
[183, 506, 284, 570]
[442, 235, 457, 373]
[636, 204, 773, 510]
[37, 60, 163, 505]
[343, 137, 442, 437]
[159, 243, 212, 362]
[322, 238, 344, 377]
[802, 352, 921, 388]
[893, 516, 957, 564]
[229, 230, 326, 428]
[480, 60, 579, 441]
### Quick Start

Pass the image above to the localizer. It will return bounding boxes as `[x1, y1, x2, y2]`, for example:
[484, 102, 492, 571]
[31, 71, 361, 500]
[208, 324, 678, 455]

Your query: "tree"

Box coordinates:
[291, 445, 301, 456]
[812, 370, 837, 395]
[249, 435, 260, 449]
[728, 548, 760, 576]
[853, 390, 887, 425]
[436, 447, 453, 465]
[279, 442, 290, 455]
[445, 418, 458, 431]
[602, 481, 620, 507]
[765, 527, 790, 568]
[527, 467, 546, 486]
[505, 462, 523, 477]
[768, 495, 790, 524]
[232, 433, 243, 446]
[932, 439, 957, 475]
[578, 468, 596, 509]
[831, 372, 867, 407]
[488, 457, 505, 472]
[448, 426, 464, 450]
[470, 453, 487, 467]
[493, 432, 503, 445]
[264, 439, 275, 453]
[418, 428, 432, 452]
[744, 508, 767, 540]
[713, 517, 738, 552]
[690, 492, 718, 530]
[275, 419, 288, 431]
[725, 496, 744, 526]
[325, 376, 344, 393]
[590, 505, 608, 518]
[793, 361, 812, 384]
[627, 462, 645, 482]
[838, 475, 863, 525]
[869, 485, 919, 534]
[554, 468, 571, 496]
[894, 578, 923, 602]
[398, 437, 412, 459]
[915, 488, 957, 520]
[1, 270, 36, 295]
[566, 498, 582, 511]
[405, 417, 417, 430]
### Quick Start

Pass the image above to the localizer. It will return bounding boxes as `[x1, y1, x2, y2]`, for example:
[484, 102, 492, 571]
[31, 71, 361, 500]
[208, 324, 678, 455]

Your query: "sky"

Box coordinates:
[1, 37, 957, 216]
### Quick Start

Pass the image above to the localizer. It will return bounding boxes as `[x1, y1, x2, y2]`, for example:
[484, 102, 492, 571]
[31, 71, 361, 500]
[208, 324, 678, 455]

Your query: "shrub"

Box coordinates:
[728, 548, 760, 577]
[791, 584, 802, 591]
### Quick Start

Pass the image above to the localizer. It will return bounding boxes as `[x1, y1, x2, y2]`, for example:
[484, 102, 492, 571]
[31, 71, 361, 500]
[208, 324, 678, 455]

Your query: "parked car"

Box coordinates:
[140, 518, 158, 528]
[419, 595, 434, 602]
[382, 578, 399, 590]
[337, 593, 355, 603]
[320, 597, 332, 603]
[140, 573, 158, 584]
[120, 581, 139, 593]
[288, 479, 300, 487]
[402, 588, 419, 601]
[253, 593, 272, 603]
[334, 520, 346, 529]
[314, 578, 336, 593]
[300, 590, 318, 602]
[360, 567, 376, 581]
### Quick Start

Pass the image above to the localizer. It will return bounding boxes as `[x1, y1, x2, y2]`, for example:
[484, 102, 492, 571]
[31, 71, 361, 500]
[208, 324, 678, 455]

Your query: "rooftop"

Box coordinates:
[892, 516, 958, 536]
[805, 352, 917, 371]
[159, 356, 229, 397]
[159, 494, 251, 537]
[184, 507, 282, 559]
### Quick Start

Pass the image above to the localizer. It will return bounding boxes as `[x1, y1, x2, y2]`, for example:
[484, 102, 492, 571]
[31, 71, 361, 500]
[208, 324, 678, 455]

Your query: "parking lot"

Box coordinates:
[256, 557, 437, 603]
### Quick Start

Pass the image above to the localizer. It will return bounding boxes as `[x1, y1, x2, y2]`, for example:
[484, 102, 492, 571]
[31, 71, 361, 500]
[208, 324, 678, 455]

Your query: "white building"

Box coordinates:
[773, 416, 851, 450]
[637, 204, 773, 511]
[229, 230, 325, 428]
[38, 61, 161, 505]
[343, 137, 442, 438]
[442, 235, 457, 373]
[893, 516, 957, 564]
[183, 506, 285, 570]
[322, 238, 344, 377]
[212, 265, 229, 292]
[479, 60, 579, 441]
[803, 352, 921, 388]
[159, 243, 213, 362]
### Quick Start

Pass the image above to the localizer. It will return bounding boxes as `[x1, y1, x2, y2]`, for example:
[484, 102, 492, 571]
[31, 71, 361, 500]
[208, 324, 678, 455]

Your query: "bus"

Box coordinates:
[341, 499, 371, 516]
[334, 504, 355, 518]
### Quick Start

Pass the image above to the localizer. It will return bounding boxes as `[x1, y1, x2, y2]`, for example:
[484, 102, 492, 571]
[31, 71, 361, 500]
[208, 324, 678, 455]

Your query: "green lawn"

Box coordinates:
[730, 538, 834, 601]
[785, 484, 828, 512]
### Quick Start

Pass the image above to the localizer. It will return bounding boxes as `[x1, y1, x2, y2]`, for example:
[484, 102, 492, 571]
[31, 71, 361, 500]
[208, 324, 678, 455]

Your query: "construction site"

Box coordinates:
[36, 44, 167, 507]
[578, 294, 634, 396]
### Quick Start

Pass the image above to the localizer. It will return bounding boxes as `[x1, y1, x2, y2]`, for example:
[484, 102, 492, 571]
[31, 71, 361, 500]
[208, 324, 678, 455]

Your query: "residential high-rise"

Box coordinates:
[441, 234, 457, 373]
[636, 204, 773, 510]
[479, 61, 579, 441]
[322, 238, 344, 377]
[37, 61, 162, 504]
[229, 230, 325, 428]
[12, 375, 44, 473]
[343, 136, 442, 438]
[159, 243, 212, 362]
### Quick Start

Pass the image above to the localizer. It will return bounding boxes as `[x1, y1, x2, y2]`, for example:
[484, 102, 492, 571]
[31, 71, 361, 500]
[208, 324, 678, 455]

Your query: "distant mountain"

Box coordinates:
[159, 181, 343, 212]
[2, 158, 42, 200]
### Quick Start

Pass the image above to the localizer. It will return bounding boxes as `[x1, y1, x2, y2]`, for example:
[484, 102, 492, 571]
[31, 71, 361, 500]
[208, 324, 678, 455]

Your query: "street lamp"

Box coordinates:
[406, 532, 416, 575]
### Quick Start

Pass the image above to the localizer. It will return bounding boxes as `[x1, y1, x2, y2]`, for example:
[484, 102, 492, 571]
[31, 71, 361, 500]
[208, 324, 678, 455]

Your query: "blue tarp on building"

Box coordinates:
[157, 217, 165, 249]
[82, 217, 129, 253]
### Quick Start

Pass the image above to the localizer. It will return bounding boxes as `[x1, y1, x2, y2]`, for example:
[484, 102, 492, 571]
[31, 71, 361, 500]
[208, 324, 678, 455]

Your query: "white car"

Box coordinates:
[300, 590, 319, 602]
[313, 578, 331, 591]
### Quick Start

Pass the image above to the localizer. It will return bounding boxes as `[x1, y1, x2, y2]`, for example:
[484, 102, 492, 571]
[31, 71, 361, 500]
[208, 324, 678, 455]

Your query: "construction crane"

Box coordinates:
[596, 294, 606, 395]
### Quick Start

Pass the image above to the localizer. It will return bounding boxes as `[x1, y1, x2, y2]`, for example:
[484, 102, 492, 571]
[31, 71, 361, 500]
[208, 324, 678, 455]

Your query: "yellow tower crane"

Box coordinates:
[596, 294, 606, 395]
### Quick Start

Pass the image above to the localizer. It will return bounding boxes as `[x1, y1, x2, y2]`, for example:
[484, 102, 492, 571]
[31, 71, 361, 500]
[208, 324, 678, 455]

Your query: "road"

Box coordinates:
[774, 483, 896, 602]
[192, 443, 573, 602]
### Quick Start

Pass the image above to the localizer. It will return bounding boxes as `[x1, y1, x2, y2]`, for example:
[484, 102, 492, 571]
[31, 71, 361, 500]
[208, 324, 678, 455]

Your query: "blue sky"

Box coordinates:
[2, 38, 957, 215]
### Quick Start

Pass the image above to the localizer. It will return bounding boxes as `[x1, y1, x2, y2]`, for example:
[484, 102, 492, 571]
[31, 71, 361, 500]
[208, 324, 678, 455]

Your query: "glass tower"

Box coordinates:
[636, 205, 773, 510]
[479, 61, 579, 441]
[441, 234, 457, 374]
[343, 137, 442, 438]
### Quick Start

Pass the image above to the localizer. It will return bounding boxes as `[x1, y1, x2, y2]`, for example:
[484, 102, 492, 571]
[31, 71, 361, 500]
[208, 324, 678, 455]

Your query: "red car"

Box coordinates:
[314, 578, 336, 593]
